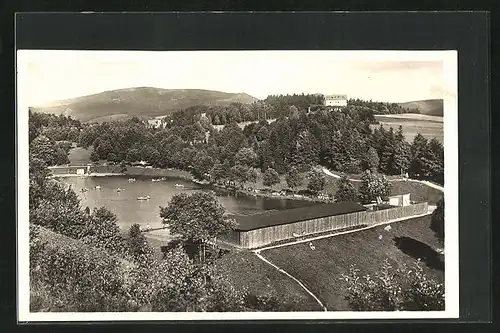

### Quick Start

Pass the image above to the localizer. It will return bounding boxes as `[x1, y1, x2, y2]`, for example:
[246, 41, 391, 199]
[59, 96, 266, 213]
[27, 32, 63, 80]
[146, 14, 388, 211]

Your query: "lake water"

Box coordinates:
[59, 175, 315, 231]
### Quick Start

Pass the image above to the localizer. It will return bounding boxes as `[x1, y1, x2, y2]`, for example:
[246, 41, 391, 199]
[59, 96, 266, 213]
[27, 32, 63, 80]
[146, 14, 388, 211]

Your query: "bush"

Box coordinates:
[341, 259, 444, 311]
[32, 234, 132, 311]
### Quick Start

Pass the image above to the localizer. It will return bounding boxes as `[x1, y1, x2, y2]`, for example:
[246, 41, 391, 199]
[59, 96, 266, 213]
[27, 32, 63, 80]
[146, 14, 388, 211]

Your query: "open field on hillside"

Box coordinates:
[68, 147, 92, 165]
[398, 99, 443, 117]
[215, 251, 323, 311]
[262, 215, 444, 311]
[373, 114, 443, 143]
[390, 181, 443, 204]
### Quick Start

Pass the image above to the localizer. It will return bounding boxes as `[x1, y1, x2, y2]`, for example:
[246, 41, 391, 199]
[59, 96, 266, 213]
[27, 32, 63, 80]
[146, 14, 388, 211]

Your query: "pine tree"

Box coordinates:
[363, 147, 380, 172]
[285, 166, 303, 190]
[335, 176, 358, 202]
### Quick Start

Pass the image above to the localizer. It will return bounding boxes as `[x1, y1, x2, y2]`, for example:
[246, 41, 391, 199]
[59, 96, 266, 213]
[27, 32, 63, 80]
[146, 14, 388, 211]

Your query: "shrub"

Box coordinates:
[341, 259, 444, 311]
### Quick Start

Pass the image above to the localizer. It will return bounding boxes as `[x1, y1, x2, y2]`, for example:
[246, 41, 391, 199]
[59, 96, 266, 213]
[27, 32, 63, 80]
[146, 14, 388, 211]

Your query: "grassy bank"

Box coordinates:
[262, 215, 444, 311]
[214, 251, 323, 311]
[390, 181, 443, 204]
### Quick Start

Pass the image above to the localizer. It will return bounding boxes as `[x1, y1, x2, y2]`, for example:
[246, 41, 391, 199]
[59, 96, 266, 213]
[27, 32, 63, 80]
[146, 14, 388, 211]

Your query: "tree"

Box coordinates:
[409, 133, 429, 177]
[234, 147, 257, 167]
[82, 207, 125, 254]
[191, 151, 215, 180]
[245, 167, 258, 186]
[392, 141, 412, 175]
[90, 149, 100, 163]
[430, 197, 444, 243]
[358, 170, 392, 204]
[306, 169, 326, 193]
[342, 259, 444, 311]
[285, 166, 303, 190]
[229, 164, 252, 188]
[209, 161, 226, 184]
[127, 223, 152, 261]
[363, 147, 380, 172]
[263, 168, 280, 189]
[30, 135, 60, 166]
[335, 176, 358, 202]
[159, 192, 236, 263]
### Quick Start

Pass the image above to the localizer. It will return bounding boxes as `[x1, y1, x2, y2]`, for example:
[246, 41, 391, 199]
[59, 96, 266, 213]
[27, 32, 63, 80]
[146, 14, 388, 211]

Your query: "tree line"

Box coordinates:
[347, 98, 418, 114]
[59, 99, 443, 186]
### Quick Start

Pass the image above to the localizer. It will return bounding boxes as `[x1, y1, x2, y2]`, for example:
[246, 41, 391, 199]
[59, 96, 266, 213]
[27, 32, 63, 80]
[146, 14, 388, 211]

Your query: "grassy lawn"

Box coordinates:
[215, 250, 323, 311]
[390, 181, 443, 204]
[68, 146, 92, 165]
[262, 215, 444, 311]
[252, 171, 340, 194]
[372, 115, 443, 143]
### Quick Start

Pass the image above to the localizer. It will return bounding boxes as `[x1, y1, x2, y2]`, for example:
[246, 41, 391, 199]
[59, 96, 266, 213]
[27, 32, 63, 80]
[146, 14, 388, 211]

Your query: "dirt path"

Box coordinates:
[253, 252, 328, 312]
[321, 168, 444, 192]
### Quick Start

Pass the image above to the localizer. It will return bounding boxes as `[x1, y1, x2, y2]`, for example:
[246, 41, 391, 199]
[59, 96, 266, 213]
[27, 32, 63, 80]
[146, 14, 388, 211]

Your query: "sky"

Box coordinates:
[19, 50, 451, 106]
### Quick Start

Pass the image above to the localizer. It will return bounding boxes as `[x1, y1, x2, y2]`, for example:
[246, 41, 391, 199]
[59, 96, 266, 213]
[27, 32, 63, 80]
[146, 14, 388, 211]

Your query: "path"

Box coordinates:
[253, 252, 328, 312]
[251, 206, 436, 312]
[321, 168, 444, 192]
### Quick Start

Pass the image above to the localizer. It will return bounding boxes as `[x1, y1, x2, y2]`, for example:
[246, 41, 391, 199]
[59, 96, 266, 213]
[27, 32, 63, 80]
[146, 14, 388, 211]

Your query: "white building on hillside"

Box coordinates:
[324, 94, 348, 108]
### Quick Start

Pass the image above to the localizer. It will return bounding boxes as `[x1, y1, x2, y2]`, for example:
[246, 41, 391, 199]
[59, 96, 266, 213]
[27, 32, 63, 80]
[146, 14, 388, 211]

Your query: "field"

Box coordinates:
[215, 251, 323, 311]
[68, 147, 92, 165]
[390, 180, 443, 204]
[262, 215, 444, 311]
[398, 99, 443, 117]
[373, 113, 443, 143]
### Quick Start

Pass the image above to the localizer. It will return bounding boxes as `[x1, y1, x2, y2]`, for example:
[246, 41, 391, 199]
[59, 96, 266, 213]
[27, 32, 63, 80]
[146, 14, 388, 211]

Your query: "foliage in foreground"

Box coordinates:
[30, 226, 297, 312]
[341, 259, 444, 311]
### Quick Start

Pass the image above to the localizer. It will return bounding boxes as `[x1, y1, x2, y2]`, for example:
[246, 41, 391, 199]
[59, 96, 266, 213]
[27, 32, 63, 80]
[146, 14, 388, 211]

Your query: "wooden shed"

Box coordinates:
[222, 200, 429, 249]
[224, 202, 367, 249]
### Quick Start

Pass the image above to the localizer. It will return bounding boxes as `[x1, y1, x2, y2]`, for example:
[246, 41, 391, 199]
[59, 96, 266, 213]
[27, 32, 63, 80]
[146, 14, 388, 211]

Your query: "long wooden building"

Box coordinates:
[223, 201, 428, 249]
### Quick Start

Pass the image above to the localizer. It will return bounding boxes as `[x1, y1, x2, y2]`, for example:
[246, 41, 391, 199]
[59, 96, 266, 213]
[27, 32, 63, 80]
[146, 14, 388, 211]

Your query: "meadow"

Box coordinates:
[262, 215, 444, 311]
[373, 113, 443, 143]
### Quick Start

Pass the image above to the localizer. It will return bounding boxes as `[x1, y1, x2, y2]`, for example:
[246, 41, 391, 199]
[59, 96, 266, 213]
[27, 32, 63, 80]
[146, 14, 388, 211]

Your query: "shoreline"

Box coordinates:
[51, 165, 332, 204]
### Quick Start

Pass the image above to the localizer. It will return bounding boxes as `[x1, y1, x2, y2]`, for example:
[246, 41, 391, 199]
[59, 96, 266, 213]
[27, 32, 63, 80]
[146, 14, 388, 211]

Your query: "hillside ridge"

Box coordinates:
[398, 99, 443, 117]
[31, 87, 258, 122]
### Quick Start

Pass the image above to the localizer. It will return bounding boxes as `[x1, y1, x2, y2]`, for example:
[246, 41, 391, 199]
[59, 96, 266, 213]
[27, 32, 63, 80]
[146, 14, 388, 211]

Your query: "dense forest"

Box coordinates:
[61, 100, 443, 185]
[29, 113, 306, 312]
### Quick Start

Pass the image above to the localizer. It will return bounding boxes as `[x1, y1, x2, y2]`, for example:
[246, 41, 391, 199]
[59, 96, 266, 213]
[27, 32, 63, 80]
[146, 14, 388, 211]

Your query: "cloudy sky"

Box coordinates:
[19, 50, 451, 106]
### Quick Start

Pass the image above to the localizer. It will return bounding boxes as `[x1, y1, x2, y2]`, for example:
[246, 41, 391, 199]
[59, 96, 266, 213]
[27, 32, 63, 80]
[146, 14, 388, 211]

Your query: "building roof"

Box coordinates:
[228, 201, 366, 232]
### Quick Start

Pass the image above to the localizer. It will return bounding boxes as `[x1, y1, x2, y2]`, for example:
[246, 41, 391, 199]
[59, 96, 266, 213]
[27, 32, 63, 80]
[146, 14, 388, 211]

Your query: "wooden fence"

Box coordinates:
[227, 202, 428, 249]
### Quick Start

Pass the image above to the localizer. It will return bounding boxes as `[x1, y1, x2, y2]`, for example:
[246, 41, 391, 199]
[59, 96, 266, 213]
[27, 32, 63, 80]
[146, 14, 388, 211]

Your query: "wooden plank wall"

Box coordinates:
[239, 202, 428, 249]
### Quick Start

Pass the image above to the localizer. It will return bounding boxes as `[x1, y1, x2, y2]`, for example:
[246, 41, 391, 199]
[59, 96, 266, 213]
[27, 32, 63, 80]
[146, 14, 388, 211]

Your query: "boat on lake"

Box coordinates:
[137, 195, 151, 200]
[128, 178, 136, 182]
[116, 188, 125, 192]
[80, 188, 88, 193]
[152, 178, 161, 182]
[174, 184, 184, 188]
[95, 185, 101, 190]
[160, 177, 166, 181]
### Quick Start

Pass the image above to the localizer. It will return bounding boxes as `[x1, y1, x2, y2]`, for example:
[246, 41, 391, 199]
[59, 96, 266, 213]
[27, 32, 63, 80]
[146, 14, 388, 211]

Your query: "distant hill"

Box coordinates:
[398, 99, 443, 117]
[31, 87, 258, 123]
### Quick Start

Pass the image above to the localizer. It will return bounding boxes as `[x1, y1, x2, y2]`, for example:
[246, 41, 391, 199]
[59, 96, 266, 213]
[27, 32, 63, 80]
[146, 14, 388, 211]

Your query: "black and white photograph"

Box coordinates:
[17, 49, 458, 321]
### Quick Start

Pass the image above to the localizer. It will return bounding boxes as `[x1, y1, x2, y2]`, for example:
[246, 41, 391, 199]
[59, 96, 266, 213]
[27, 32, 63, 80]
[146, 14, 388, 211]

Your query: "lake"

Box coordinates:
[59, 175, 316, 231]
